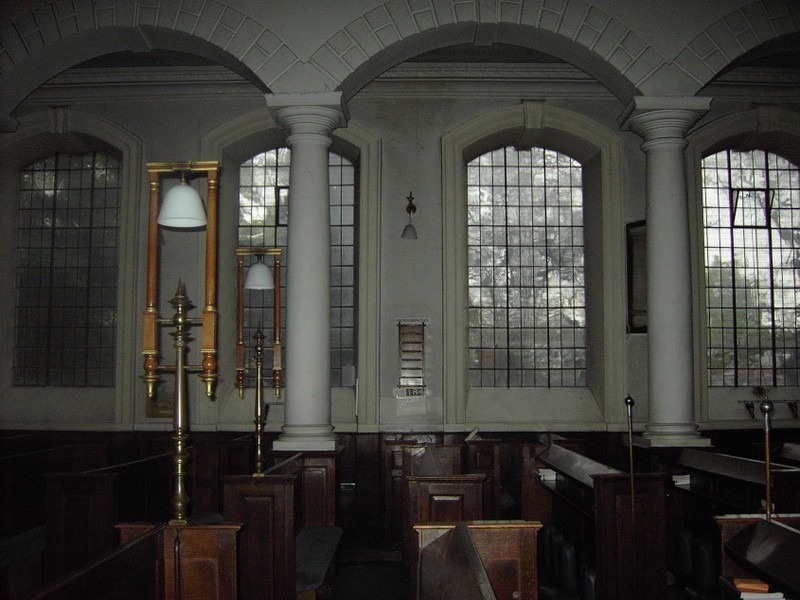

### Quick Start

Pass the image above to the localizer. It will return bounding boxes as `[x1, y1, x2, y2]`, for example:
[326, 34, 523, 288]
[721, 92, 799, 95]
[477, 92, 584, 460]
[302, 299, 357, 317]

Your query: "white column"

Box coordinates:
[267, 92, 347, 451]
[620, 97, 711, 447]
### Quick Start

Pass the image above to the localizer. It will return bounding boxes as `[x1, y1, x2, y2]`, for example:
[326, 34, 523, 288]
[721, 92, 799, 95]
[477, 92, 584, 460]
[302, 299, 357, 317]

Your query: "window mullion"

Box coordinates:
[503, 148, 511, 388]
[764, 155, 778, 387]
[726, 152, 740, 385]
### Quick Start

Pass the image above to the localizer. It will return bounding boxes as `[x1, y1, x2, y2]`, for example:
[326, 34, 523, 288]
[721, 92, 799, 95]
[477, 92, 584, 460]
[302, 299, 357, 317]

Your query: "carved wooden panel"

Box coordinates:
[223, 474, 300, 600]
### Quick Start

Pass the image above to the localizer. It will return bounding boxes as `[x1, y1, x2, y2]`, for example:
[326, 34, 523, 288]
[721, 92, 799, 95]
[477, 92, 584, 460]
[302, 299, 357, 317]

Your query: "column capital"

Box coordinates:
[618, 96, 711, 144]
[266, 91, 348, 138]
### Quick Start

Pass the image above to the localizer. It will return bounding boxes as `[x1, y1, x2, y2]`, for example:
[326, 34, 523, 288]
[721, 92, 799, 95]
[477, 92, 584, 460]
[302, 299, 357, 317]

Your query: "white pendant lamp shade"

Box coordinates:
[401, 191, 418, 239]
[245, 260, 275, 290]
[158, 181, 207, 228]
[401, 222, 417, 239]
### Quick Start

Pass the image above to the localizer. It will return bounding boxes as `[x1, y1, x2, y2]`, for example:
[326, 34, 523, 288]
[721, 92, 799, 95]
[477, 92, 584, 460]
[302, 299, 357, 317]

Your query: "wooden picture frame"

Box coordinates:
[626, 220, 647, 333]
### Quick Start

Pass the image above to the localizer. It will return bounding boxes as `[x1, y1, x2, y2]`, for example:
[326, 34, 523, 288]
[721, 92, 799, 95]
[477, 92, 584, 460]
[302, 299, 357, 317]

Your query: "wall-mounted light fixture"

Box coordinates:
[142, 161, 219, 417]
[401, 191, 417, 240]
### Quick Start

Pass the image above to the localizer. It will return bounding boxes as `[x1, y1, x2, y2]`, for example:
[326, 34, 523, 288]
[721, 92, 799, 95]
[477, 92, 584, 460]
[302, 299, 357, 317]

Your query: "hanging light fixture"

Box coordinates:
[143, 161, 219, 410]
[235, 248, 282, 399]
[157, 172, 207, 228]
[244, 256, 275, 290]
[401, 191, 417, 240]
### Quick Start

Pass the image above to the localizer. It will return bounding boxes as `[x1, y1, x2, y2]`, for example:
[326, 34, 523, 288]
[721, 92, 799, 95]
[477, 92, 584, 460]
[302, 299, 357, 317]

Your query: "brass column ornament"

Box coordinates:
[143, 161, 220, 414]
[624, 395, 636, 538]
[760, 397, 774, 522]
[253, 328, 266, 475]
[165, 281, 198, 524]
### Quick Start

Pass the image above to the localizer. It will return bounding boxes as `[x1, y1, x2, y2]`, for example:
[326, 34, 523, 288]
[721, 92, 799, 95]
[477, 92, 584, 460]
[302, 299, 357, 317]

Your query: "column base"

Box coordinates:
[640, 422, 712, 448]
[272, 424, 336, 452]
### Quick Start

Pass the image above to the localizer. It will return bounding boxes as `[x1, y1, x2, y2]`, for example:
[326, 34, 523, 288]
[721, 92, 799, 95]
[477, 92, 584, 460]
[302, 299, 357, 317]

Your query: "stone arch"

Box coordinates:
[675, 0, 800, 91]
[311, 0, 666, 103]
[0, 0, 294, 120]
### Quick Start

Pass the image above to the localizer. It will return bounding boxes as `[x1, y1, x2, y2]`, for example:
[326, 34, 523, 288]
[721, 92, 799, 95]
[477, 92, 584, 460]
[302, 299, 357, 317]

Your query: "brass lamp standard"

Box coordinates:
[162, 281, 202, 524]
[760, 398, 774, 522]
[236, 248, 283, 475]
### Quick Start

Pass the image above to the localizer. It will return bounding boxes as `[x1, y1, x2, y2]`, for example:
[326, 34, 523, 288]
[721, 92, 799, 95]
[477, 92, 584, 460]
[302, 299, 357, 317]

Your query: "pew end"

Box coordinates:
[416, 520, 541, 600]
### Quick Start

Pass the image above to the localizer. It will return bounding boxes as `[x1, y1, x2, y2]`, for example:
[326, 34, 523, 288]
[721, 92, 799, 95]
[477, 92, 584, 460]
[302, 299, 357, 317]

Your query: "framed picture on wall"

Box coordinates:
[626, 220, 647, 333]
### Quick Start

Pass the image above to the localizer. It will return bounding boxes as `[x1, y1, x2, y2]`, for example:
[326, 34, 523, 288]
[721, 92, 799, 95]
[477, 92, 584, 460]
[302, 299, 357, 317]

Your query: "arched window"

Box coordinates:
[467, 147, 585, 388]
[14, 151, 120, 386]
[238, 148, 356, 387]
[702, 149, 800, 387]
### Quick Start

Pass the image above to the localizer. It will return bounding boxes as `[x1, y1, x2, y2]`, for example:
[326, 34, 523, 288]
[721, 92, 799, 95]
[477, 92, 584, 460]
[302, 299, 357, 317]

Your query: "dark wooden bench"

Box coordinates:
[671, 448, 800, 517]
[382, 437, 453, 546]
[0, 443, 108, 539]
[223, 451, 342, 600]
[29, 520, 241, 600]
[26, 523, 163, 600]
[716, 514, 800, 600]
[464, 437, 516, 519]
[416, 520, 541, 600]
[42, 450, 173, 580]
[522, 437, 668, 600]
[0, 525, 47, 599]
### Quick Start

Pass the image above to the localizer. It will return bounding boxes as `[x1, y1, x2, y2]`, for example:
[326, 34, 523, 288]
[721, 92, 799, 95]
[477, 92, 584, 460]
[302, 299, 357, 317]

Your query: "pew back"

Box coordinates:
[43, 451, 173, 580]
[222, 450, 341, 600]
[223, 453, 304, 600]
[27, 524, 162, 600]
[527, 440, 668, 600]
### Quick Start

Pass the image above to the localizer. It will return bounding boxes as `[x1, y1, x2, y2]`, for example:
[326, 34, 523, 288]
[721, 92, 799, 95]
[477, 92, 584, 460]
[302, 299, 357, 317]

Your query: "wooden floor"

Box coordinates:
[331, 522, 409, 600]
[332, 562, 408, 600]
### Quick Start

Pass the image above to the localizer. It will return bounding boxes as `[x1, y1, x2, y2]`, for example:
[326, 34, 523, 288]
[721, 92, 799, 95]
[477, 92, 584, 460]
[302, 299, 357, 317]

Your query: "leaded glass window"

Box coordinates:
[238, 149, 356, 387]
[702, 149, 800, 387]
[467, 147, 586, 387]
[14, 151, 120, 386]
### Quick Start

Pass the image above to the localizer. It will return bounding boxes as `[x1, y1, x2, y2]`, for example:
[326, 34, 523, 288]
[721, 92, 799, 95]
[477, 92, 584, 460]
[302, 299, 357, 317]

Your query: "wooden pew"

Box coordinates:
[666, 444, 800, 583]
[397, 445, 476, 557]
[715, 514, 800, 599]
[42, 450, 173, 580]
[402, 446, 487, 595]
[0, 443, 107, 539]
[26, 523, 163, 599]
[223, 451, 342, 600]
[0, 525, 47, 599]
[30, 519, 241, 600]
[382, 436, 446, 546]
[405, 474, 487, 558]
[464, 438, 513, 519]
[671, 448, 800, 517]
[415, 521, 541, 600]
[523, 439, 668, 600]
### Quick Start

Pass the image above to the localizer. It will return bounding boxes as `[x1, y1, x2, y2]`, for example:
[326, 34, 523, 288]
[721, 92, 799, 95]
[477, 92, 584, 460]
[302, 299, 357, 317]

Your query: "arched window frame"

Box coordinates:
[687, 106, 800, 422]
[442, 102, 626, 429]
[202, 114, 381, 432]
[14, 150, 122, 388]
[236, 147, 358, 390]
[465, 146, 587, 389]
[0, 108, 142, 427]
